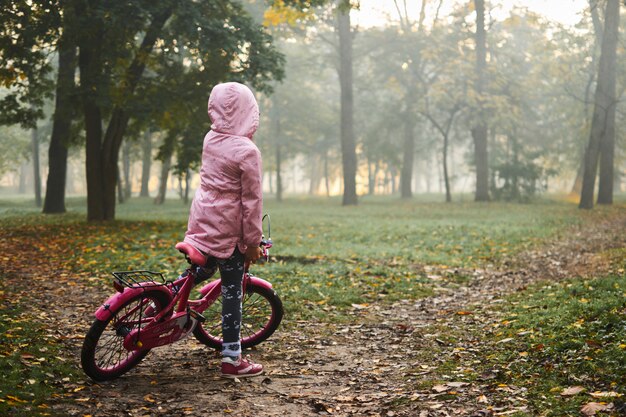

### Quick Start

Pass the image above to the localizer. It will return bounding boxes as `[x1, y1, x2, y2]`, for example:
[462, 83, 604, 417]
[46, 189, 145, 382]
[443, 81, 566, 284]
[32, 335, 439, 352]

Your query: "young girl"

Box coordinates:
[184, 82, 264, 378]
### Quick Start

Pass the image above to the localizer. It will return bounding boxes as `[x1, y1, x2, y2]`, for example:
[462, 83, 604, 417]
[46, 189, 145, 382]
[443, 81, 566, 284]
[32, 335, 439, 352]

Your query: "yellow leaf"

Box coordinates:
[6, 395, 26, 403]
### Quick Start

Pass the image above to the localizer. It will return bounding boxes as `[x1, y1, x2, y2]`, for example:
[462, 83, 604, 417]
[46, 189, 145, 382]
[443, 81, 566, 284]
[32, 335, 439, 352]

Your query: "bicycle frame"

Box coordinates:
[93, 250, 275, 352]
[81, 215, 280, 382]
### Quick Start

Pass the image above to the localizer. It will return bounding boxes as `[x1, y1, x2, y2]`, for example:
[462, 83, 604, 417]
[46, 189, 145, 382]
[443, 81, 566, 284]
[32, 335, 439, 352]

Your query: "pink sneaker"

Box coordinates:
[221, 356, 263, 378]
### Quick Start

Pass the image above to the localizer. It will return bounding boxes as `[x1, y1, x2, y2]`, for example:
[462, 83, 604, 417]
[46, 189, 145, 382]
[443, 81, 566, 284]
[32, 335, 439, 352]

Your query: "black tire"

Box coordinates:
[81, 290, 171, 381]
[193, 283, 283, 350]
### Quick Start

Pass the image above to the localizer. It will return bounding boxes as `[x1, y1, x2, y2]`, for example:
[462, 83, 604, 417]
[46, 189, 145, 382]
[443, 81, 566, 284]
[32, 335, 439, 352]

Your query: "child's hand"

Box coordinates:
[245, 246, 262, 264]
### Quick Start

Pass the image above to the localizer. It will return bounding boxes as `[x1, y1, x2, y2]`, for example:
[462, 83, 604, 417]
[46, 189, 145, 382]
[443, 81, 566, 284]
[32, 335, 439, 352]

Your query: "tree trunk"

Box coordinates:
[43, 31, 76, 214]
[183, 168, 191, 204]
[400, 115, 415, 199]
[571, 0, 602, 196]
[122, 138, 131, 200]
[117, 165, 125, 204]
[597, 14, 619, 206]
[154, 159, 171, 205]
[77, 0, 106, 221]
[580, 0, 620, 209]
[80, 3, 173, 220]
[140, 129, 152, 197]
[443, 133, 451, 203]
[154, 145, 173, 205]
[271, 103, 283, 201]
[338, 5, 358, 205]
[31, 127, 42, 207]
[472, 0, 489, 202]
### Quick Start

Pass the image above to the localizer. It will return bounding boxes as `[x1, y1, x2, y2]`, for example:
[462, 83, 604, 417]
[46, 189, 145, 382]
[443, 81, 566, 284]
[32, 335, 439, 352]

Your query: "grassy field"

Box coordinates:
[486, 274, 626, 415]
[0, 195, 606, 317]
[1, 194, 625, 415]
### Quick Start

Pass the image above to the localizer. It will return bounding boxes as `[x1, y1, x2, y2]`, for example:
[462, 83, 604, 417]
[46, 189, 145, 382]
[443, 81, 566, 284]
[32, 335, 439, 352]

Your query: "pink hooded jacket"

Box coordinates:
[184, 82, 263, 259]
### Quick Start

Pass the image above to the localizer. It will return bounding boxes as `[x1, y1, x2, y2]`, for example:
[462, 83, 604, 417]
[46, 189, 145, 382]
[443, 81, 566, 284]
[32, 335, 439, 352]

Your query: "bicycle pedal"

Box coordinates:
[189, 309, 206, 323]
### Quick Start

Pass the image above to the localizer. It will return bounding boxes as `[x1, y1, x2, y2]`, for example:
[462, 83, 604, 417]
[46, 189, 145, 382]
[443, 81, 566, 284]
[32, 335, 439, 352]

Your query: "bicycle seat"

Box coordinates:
[175, 242, 207, 266]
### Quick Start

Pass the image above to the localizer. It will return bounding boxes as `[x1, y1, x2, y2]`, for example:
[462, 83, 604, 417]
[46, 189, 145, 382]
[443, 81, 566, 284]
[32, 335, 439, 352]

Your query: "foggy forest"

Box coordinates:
[1, 1, 626, 416]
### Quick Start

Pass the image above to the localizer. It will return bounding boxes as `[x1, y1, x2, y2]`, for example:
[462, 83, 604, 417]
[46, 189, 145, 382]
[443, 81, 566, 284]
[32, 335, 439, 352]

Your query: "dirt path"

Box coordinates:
[4, 211, 626, 417]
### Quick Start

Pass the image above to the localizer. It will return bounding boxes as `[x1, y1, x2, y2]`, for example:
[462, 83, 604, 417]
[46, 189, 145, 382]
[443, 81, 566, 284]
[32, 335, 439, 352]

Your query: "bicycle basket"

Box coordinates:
[112, 271, 168, 289]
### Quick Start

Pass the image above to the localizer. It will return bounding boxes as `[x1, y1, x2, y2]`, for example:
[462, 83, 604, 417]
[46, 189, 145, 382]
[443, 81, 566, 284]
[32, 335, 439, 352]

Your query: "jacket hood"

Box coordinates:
[208, 82, 259, 139]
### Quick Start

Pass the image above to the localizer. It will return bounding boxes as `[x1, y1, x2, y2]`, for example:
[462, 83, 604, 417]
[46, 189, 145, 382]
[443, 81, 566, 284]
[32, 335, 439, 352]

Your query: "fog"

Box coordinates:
[1, 0, 624, 209]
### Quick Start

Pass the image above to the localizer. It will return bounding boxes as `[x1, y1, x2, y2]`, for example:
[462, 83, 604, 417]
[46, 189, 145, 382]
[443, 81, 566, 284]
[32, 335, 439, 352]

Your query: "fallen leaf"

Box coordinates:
[447, 382, 469, 388]
[432, 384, 450, 393]
[581, 402, 611, 416]
[589, 391, 621, 398]
[6, 395, 26, 403]
[561, 386, 585, 396]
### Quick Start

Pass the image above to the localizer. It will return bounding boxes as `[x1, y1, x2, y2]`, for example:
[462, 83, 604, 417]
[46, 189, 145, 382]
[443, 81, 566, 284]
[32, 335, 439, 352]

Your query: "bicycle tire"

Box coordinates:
[192, 283, 283, 350]
[81, 290, 171, 381]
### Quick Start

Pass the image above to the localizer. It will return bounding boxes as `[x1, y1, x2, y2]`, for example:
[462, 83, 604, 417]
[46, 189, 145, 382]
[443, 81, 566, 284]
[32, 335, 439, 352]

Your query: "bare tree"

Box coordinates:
[32, 127, 42, 207]
[579, 0, 620, 208]
[139, 129, 152, 197]
[571, 0, 603, 195]
[43, 19, 77, 214]
[337, 1, 358, 205]
[471, 0, 490, 201]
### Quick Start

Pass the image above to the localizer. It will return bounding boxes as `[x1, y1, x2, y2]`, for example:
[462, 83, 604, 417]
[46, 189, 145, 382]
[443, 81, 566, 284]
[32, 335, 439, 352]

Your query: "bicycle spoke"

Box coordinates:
[193, 284, 280, 350]
[92, 295, 154, 371]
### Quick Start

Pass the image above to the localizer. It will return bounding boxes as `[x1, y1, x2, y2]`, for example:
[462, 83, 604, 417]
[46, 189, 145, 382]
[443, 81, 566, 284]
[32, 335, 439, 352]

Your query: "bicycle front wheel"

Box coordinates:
[193, 283, 283, 350]
[81, 290, 170, 381]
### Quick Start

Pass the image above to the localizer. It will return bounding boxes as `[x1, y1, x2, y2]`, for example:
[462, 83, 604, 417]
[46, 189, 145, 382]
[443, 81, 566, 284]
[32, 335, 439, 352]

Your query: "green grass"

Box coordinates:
[0, 195, 600, 320]
[0, 302, 76, 416]
[431, 273, 626, 416]
[0, 195, 624, 413]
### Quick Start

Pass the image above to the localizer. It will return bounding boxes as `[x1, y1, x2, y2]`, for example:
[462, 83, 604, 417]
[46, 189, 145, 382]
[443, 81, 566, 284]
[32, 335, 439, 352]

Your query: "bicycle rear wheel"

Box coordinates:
[81, 290, 170, 381]
[193, 283, 283, 350]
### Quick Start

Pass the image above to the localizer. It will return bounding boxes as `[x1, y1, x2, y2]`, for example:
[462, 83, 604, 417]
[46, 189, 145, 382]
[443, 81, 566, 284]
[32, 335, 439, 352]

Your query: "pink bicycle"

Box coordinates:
[81, 220, 283, 381]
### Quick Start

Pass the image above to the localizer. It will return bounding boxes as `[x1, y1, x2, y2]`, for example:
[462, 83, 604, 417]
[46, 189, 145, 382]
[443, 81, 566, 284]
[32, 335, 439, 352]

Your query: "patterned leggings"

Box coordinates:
[215, 249, 245, 358]
[185, 248, 244, 357]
